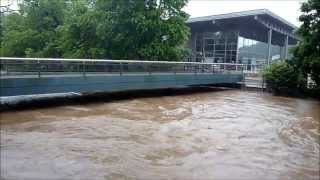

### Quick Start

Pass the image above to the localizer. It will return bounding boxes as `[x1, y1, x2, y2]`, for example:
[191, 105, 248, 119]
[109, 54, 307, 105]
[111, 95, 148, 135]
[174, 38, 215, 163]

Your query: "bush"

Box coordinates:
[263, 62, 306, 95]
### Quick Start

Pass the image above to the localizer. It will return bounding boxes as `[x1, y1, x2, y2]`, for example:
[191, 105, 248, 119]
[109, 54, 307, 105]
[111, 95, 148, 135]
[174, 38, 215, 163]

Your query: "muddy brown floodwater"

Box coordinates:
[0, 90, 319, 180]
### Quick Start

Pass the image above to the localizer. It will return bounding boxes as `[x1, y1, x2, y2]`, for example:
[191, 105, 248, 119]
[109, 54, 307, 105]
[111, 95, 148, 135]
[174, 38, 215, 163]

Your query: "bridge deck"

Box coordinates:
[0, 73, 243, 97]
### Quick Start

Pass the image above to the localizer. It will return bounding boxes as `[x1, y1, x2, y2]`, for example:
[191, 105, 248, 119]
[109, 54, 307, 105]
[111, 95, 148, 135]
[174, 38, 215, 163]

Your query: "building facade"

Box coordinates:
[186, 9, 299, 68]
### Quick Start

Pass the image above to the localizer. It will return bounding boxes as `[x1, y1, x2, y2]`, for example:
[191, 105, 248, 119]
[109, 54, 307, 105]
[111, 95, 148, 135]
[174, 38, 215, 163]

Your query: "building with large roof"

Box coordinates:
[186, 9, 300, 68]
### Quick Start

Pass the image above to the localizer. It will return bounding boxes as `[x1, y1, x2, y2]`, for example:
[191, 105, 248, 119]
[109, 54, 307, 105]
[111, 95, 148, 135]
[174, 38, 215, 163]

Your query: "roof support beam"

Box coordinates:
[255, 16, 298, 41]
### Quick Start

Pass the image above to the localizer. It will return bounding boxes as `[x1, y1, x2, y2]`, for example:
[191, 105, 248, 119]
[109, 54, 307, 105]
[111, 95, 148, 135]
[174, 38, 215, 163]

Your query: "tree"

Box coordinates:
[57, 0, 110, 58]
[0, 13, 33, 57]
[60, 0, 190, 60]
[1, 0, 67, 57]
[1, 0, 190, 61]
[293, 0, 320, 87]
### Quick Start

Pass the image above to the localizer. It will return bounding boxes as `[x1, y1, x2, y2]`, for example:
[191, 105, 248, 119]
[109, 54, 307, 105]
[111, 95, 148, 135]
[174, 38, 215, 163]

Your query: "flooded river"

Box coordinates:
[1, 90, 319, 180]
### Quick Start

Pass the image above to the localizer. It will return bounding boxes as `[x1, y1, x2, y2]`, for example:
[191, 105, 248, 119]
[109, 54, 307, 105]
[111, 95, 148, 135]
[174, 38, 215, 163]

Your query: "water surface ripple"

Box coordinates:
[1, 90, 319, 180]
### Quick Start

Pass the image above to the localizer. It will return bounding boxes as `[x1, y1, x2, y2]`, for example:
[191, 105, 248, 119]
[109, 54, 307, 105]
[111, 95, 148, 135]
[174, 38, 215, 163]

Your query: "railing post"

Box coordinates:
[6, 63, 9, 75]
[148, 64, 151, 75]
[37, 59, 41, 78]
[174, 64, 177, 75]
[212, 64, 214, 74]
[119, 62, 123, 76]
[82, 61, 86, 77]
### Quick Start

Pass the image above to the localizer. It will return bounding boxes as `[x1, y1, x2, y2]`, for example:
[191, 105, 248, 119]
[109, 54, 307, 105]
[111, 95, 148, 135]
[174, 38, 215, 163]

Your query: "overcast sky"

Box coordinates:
[184, 0, 306, 26]
[1, 0, 305, 26]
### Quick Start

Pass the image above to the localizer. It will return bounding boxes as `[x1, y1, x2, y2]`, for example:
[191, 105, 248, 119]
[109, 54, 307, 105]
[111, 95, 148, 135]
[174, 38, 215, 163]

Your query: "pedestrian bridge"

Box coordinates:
[0, 57, 245, 97]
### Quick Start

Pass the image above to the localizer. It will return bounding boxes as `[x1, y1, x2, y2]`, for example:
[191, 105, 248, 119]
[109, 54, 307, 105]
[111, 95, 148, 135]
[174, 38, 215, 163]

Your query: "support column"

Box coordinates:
[280, 46, 283, 60]
[202, 34, 205, 63]
[194, 33, 197, 62]
[236, 31, 240, 64]
[213, 39, 216, 63]
[267, 28, 272, 65]
[224, 35, 227, 63]
[284, 35, 289, 60]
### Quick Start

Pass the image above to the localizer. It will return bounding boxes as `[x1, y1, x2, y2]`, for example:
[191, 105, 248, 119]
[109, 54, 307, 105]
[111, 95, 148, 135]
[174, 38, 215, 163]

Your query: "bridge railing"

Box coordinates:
[0, 57, 247, 78]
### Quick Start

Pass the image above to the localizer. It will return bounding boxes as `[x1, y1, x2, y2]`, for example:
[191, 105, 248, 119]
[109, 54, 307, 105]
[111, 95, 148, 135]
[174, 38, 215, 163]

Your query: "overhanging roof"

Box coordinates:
[187, 9, 298, 31]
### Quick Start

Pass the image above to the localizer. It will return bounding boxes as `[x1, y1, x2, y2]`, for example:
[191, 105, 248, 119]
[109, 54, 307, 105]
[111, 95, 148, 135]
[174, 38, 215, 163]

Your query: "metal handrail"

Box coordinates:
[0, 57, 249, 79]
[0, 57, 246, 66]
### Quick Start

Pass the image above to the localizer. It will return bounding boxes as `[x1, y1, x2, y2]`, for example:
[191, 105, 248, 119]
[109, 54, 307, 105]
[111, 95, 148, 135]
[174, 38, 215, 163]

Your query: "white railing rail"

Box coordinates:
[0, 57, 245, 66]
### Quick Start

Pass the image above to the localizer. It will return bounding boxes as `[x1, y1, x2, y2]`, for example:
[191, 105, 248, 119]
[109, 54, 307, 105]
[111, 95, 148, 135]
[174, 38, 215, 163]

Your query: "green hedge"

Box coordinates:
[263, 62, 306, 95]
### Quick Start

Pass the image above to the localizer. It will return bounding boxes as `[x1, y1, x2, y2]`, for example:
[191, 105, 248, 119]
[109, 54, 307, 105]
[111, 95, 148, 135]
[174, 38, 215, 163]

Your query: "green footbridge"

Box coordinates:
[0, 57, 245, 97]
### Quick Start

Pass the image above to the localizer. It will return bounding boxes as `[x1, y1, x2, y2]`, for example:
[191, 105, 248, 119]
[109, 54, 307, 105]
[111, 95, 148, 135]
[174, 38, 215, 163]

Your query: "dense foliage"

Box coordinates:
[264, 0, 319, 96]
[293, 0, 320, 87]
[0, 0, 190, 61]
[263, 62, 305, 95]
[1, 0, 66, 57]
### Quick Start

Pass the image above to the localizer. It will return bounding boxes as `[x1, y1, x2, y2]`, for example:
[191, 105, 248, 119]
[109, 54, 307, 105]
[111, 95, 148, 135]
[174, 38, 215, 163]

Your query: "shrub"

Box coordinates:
[263, 62, 306, 95]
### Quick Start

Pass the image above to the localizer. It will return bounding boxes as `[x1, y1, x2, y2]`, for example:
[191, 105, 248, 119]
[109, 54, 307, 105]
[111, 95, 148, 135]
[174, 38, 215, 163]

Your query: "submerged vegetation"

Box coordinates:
[264, 0, 320, 97]
[0, 0, 190, 61]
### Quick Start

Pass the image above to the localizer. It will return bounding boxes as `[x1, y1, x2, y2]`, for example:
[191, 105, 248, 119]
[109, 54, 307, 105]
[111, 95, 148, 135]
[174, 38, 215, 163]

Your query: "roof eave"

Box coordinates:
[186, 9, 298, 30]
